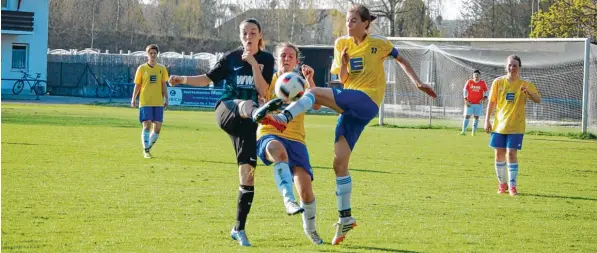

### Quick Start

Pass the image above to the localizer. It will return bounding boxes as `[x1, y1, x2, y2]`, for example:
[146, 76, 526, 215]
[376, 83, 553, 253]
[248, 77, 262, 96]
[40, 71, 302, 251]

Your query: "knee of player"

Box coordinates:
[266, 140, 288, 161]
[506, 150, 518, 161]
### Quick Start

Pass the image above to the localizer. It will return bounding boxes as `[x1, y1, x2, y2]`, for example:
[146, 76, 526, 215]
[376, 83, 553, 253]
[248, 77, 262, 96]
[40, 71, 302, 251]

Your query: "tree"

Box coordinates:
[530, 0, 597, 40]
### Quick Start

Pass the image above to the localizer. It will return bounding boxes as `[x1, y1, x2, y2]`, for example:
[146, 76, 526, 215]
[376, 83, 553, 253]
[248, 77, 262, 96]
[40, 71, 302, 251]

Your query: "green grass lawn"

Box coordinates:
[2, 103, 596, 253]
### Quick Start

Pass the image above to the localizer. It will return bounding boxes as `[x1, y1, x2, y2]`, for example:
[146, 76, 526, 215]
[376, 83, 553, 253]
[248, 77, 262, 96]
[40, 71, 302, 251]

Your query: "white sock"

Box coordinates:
[336, 175, 352, 221]
[149, 132, 159, 149]
[508, 163, 519, 188]
[301, 200, 316, 232]
[279, 92, 315, 123]
[273, 162, 296, 202]
[142, 129, 150, 151]
[472, 119, 479, 133]
[495, 161, 507, 184]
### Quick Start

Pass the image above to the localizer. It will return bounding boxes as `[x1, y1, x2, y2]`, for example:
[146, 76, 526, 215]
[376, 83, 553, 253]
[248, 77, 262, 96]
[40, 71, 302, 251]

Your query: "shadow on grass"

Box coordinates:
[345, 245, 422, 253]
[522, 193, 597, 201]
[312, 166, 393, 174]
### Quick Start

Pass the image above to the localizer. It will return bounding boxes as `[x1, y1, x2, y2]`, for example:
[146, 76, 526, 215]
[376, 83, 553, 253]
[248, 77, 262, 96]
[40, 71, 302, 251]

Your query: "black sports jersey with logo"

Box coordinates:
[207, 49, 274, 104]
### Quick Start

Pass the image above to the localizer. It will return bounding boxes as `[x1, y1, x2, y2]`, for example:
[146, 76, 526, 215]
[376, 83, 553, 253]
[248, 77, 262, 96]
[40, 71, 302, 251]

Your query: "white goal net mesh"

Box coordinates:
[381, 38, 597, 133]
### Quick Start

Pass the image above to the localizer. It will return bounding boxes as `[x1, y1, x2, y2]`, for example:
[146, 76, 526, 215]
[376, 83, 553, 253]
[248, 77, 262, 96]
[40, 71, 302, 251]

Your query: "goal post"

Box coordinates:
[380, 37, 596, 134]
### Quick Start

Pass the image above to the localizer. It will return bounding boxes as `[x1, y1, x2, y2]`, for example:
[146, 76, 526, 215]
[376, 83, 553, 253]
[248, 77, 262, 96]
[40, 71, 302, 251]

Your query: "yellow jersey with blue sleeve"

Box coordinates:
[134, 63, 169, 107]
[489, 76, 539, 134]
[330, 34, 398, 106]
[257, 72, 307, 144]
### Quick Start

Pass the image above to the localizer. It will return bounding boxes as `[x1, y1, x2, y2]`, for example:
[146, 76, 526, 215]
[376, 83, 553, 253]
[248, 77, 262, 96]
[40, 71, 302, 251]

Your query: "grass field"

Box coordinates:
[2, 103, 596, 253]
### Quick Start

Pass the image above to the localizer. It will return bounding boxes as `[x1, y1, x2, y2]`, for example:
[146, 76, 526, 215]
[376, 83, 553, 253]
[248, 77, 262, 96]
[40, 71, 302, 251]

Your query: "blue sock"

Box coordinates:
[336, 175, 352, 218]
[142, 129, 150, 150]
[508, 163, 519, 188]
[274, 162, 296, 202]
[462, 118, 470, 132]
[280, 92, 315, 123]
[472, 119, 479, 133]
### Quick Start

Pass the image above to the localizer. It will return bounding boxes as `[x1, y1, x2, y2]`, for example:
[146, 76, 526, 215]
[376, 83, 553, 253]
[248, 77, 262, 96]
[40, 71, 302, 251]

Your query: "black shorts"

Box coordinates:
[215, 100, 258, 167]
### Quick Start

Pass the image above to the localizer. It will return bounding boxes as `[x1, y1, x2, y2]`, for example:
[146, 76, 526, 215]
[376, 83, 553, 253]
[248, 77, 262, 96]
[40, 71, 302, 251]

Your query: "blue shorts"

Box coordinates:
[465, 104, 483, 116]
[256, 135, 313, 180]
[332, 88, 379, 150]
[489, 133, 524, 150]
[139, 106, 164, 123]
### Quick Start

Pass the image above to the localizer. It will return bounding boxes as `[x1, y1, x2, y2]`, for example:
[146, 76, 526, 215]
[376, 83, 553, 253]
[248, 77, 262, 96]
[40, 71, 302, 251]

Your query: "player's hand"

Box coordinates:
[465, 100, 471, 106]
[341, 47, 349, 65]
[169, 75, 184, 86]
[130, 99, 137, 108]
[164, 99, 168, 109]
[242, 50, 258, 66]
[416, 83, 437, 98]
[301, 65, 314, 80]
[520, 86, 529, 95]
[484, 121, 492, 133]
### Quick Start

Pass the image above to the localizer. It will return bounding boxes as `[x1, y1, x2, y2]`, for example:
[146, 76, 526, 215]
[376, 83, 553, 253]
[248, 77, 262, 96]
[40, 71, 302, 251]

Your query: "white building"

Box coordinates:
[1, 0, 49, 94]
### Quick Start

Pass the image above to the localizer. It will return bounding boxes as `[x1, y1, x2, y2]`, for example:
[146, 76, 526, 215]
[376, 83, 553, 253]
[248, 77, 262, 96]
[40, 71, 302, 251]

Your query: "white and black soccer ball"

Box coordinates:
[275, 72, 306, 102]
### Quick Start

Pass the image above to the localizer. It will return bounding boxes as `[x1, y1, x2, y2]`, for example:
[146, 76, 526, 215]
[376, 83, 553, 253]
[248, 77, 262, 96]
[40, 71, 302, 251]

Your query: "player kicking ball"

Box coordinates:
[485, 55, 541, 196]
[254, 4, 436, 245]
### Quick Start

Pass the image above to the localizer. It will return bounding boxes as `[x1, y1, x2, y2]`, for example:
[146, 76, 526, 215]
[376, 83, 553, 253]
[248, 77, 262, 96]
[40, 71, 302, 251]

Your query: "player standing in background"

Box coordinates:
[460, 70, 488, 136]
[253, 4, 437, 245]
[131, 44, 169, 159]
[485, 55, 541, 196]
[168, 18, 284, 247]
[256, 42, 323, 244]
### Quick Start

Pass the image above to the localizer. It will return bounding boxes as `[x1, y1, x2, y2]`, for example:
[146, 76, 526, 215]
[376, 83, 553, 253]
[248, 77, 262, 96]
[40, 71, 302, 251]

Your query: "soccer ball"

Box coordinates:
[275, 72, 305, 102]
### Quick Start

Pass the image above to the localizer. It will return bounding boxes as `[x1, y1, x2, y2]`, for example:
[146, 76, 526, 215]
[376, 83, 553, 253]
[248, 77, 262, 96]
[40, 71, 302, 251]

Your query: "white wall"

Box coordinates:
[1, 0, 49, 93]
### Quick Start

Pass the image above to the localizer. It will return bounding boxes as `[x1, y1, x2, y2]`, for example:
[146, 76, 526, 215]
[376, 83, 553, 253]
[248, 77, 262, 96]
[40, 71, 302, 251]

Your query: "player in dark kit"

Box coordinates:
[169, 18, 284, 247]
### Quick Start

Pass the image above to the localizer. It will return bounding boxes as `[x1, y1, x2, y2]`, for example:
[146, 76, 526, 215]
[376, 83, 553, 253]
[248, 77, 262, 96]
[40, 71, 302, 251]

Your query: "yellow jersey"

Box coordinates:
[134, 63, 169, 107]
[330, 34, 397, 106]
[489, 76, 540, 134]
[257, 72, 308, 144]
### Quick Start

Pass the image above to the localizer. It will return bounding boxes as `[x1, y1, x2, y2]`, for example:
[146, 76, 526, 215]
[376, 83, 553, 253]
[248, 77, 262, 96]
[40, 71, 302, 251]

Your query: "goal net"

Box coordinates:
[381, 38, 597, 134]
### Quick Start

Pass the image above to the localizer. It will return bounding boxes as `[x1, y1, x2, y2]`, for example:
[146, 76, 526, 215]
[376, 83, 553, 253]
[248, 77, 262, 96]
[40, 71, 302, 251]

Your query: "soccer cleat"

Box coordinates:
[497, 183, 508, 194]
[261, 114, 287, 132]
[230, 228, 251, 246]
[471, 131, 476, 136]
[332, 217, 357, 245]
[284, 200, 304, 215]
[143, 151, 152, 159]
[509, 187, 518, 196]
[305, 230, 324, 245]
[252, 98, 284, 123]
[458, 131, 466, 136]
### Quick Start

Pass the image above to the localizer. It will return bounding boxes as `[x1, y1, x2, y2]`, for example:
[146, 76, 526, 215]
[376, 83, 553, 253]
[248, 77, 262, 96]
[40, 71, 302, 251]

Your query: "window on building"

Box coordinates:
[12, 44, 28, 70]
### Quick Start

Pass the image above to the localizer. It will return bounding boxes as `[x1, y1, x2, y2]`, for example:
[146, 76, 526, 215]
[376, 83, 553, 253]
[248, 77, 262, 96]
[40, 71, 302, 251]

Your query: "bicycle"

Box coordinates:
[96, 76, 135, 99]
[12, 71, 44, 95]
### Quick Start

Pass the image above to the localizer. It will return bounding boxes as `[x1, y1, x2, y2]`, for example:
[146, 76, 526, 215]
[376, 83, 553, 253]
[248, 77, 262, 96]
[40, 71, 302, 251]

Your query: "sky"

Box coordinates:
[141, 0, 464, 20]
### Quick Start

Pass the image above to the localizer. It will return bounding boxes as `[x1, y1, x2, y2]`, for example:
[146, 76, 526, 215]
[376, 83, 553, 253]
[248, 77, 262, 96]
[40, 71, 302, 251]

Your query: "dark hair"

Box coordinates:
[240, 18, 264, 50]
[145, 44, 159, 53]
[348, 4, 377, 29]
[508, 55, 522, 67]
[473, 70, 481, 74]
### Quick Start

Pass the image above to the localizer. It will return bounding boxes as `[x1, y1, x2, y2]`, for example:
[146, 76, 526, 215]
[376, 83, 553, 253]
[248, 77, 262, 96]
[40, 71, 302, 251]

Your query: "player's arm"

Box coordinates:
[463, 82, 470, 105]
[162, 67, 169, 108]
[131, 67, 142, 107]
[522, 82, 541, 103]
[169, 75, 212, 87]
[330, 39, 347, 85]
[395, 55, 437, 98]
[247, 53, 274, 98]
[301, 64, 321, 110]
[484, 79, 499, 133]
